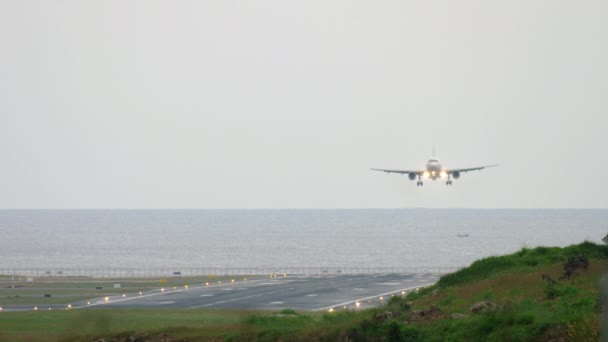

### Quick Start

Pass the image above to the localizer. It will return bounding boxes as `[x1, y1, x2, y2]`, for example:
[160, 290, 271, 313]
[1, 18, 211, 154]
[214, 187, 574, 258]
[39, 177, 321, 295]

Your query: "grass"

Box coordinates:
[437, 241, 607, 288]
[0, 242, 605, 341]
[0, 309, 252, 341]
[340, 241, 607, 341]
[0, 275, 262, 306]
[0, 309, 330, 341]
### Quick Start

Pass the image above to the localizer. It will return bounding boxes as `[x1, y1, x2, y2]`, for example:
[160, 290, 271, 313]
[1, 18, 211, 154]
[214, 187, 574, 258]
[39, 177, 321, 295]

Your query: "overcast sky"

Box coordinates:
[1, 1, 606, 209]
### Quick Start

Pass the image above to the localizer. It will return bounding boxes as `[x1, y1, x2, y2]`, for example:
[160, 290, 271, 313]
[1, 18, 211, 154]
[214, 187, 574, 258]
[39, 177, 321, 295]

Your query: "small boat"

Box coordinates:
[457, 233, 469, 238]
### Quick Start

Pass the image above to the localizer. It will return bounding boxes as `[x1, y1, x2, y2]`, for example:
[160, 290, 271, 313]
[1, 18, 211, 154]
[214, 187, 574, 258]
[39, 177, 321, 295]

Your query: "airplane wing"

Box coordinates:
[370, 168, 423, 175]
[447, 164, 498, 174]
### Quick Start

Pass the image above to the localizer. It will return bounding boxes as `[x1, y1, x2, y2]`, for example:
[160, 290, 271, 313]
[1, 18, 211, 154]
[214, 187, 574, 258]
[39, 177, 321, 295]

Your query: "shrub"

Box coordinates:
[545, 282, 580, 300]
[386, 321, 403, 342]
[477, 312, 501, 335]
[279, 308, 297, 315]
[401, 325, 425, 341]
[388, 295, 404, 305]
[515, 313, 535, 325]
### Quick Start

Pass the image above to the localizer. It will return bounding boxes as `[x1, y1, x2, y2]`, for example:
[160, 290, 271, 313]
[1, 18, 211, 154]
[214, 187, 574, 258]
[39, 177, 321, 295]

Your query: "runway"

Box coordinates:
[0, 273, 441, 312]
[73, 273, 440, 311]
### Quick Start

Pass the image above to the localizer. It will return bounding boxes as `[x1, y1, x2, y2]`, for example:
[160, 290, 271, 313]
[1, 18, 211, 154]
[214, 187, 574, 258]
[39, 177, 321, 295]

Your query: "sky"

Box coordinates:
[1, 1, 607, 209]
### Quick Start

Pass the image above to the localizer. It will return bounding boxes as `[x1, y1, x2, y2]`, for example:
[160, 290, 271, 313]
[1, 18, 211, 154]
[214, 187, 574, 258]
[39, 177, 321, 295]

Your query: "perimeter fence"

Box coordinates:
[0, 266, 464, 279]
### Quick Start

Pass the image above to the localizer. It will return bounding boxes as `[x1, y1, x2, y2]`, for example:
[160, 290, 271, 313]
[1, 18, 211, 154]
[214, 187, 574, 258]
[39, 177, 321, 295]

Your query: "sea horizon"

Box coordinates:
[1, 209, 606, 271]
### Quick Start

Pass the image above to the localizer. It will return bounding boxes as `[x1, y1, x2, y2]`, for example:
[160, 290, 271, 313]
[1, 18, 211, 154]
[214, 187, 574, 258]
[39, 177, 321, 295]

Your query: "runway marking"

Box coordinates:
[351, 274, 391, 282]
[306, 294, 318, 297]
[313, 283, 436, 312]
[159, 301, 175, 305]
[71, 277, 274, 310]
[270, 301, 284, 305]
[188, 288, 288, 308]
[374, 282, 401, 286]
[200, 294, 213, 297]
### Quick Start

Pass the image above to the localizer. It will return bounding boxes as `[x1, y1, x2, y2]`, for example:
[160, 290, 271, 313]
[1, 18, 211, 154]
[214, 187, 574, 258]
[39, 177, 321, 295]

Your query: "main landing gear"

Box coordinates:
[417, 175, 423, 186]
[446, 174, 452, 186]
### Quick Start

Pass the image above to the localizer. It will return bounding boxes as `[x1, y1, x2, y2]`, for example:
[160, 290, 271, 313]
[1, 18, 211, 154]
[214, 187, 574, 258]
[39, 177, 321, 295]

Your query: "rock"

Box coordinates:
[374, 311, 393, 322]
[470, 301, 497, 314]
[411, 305, 447, 321]
[541, 274, 557, 285]
[450, 313, 469, 319]
[426, 305, 441, 315]
[399, 301, 411, 310]
[561, 255, 589, 279]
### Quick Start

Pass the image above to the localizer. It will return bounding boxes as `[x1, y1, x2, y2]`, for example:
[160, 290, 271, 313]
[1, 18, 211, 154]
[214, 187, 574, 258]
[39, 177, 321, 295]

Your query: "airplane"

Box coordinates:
[371, 148, 498, 186]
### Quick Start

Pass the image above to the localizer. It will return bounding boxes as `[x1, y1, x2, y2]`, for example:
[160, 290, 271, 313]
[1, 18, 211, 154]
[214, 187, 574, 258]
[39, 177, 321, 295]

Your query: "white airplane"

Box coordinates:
[371, 148, 497, 186]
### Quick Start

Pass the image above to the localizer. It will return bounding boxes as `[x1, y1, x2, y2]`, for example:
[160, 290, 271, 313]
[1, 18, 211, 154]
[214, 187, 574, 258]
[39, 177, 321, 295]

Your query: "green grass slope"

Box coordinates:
[312, 241, 607, 342]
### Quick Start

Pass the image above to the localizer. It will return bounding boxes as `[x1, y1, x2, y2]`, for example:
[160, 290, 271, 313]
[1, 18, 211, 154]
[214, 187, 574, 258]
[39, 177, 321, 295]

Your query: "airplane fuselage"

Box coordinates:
[425, 158, 444, 180]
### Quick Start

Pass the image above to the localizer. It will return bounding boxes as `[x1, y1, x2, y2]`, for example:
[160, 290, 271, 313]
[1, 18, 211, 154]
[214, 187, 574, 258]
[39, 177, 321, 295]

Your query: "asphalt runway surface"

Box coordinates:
[0, 273, 441, 312]
[78, 273, 440, 311]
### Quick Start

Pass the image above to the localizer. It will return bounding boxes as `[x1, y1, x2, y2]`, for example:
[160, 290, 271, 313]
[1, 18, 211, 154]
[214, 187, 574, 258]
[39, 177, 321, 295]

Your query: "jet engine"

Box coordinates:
[452, 171, 460, 179]
[408, 173, 416, 181]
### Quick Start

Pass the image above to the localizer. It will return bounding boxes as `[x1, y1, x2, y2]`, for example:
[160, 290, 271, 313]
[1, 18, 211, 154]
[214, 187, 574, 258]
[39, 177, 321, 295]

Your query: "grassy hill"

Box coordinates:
[342, 241, 607, 341]
[0, 242, 605, 341]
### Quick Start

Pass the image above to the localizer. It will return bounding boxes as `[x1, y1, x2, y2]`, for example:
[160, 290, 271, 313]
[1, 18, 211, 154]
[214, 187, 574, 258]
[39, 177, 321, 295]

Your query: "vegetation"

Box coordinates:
[437, 241, 607, 288]
[0, 242, 605, 341]
[0, 275, 261, 306]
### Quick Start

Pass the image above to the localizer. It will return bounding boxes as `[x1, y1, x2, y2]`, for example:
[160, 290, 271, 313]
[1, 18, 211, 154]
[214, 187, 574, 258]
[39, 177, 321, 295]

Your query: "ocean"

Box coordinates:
[0, 209, 606, 270]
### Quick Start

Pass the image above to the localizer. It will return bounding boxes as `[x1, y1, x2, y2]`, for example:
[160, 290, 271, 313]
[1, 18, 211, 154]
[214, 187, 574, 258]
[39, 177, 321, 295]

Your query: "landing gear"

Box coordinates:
[446, 174, 452, 186]
[417, 175, 423, 186]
